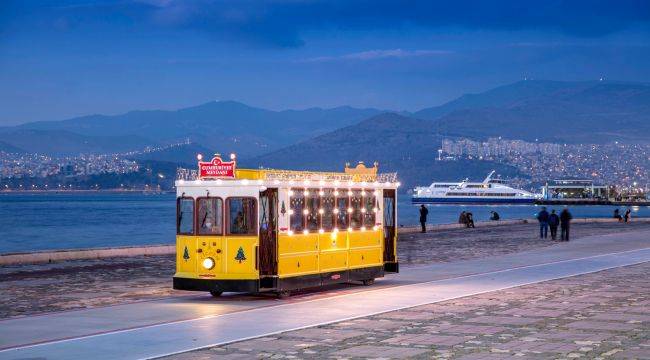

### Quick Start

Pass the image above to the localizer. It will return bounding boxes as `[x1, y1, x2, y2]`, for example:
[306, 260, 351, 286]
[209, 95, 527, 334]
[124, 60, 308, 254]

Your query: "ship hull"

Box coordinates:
[411, 197, 536, 204]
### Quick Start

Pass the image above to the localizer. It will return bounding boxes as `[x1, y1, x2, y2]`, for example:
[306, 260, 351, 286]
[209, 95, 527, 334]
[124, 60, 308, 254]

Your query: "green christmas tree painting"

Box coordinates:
[183, 246, 190, 261]
[235, 246, 246, 263]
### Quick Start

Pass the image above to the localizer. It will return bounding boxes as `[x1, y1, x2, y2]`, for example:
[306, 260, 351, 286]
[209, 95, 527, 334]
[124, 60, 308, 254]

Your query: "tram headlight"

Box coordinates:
[202, 257, 215, 270]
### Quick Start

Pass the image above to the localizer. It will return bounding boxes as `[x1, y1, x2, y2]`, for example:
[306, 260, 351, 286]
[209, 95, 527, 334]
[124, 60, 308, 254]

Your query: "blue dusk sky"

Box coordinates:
[1, 0, 649, 125]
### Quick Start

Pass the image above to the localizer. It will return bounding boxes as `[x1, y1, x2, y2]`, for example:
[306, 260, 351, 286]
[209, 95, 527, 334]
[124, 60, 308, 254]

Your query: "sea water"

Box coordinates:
[1, 192, 648, 253]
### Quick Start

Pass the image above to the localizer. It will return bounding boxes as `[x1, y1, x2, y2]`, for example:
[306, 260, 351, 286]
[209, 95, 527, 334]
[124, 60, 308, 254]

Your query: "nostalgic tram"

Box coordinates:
[173, 154, 399, 297]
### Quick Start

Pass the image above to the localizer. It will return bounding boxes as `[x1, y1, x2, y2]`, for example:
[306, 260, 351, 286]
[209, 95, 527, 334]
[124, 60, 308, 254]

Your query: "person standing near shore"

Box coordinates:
[560, 207, 572, 241]
[624, 208, 631, 223]
[419, 205, 429, 233]
[537, 207, 549, 239]
[548, 209, 560, 240]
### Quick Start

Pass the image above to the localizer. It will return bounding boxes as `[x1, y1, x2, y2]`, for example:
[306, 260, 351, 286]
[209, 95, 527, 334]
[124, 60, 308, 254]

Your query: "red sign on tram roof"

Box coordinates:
[198, 156, 236, 179]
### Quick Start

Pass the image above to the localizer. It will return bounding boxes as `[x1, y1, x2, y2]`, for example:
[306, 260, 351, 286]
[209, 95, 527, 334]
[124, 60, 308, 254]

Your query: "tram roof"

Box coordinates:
[175, 161, 400, 188]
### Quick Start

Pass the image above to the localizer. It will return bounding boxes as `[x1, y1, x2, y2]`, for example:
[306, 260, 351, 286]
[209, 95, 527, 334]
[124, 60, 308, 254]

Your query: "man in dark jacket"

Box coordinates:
[537, 207, 550, 239]
[419, 205, 429, 233]
[548, 209, 560, 240]
[560, 207, 572, 241]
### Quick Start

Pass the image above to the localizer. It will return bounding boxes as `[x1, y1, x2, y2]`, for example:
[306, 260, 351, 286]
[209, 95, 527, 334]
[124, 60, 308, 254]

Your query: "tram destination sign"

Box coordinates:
[198, 156, 236, 179]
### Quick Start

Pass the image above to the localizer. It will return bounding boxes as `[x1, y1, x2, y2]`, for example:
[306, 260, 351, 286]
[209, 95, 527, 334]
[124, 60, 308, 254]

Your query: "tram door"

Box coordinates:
[383, 189, 398, 272]
[259, 189, 278, 279]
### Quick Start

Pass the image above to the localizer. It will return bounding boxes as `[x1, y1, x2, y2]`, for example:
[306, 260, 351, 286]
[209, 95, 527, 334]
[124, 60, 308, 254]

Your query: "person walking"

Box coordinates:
[624, 208, 631, 223]
[548, 209, 560, 240]
[560, 207, 572, 241]
[419, 205, 429, 233]
[537, 207, 550, 239]
[490, 211, 500, 221]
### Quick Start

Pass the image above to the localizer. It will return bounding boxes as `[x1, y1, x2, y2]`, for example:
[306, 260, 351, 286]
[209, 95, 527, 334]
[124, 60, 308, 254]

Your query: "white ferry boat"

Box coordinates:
[412, 171, 539, 204]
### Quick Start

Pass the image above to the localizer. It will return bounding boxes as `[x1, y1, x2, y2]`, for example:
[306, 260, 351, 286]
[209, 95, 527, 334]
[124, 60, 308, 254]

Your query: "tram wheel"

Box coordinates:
[277, 290, 291, 299]
[210, 290, 223, 297]
[362, 278, 375, 286]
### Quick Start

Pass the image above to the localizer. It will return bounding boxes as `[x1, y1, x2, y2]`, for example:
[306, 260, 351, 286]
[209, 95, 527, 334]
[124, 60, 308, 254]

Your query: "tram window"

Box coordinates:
[227, 197, 256, 235]
[177, 197, 194, 235]
[350, 189, 363, 229]
[197, 197, 223, 235]
[363, 194, 376, 227]
[336, 196, 349, 229]
[289, 188, 305, 232]
[321, 189, 335, 231]
[305, 188, 320, 232]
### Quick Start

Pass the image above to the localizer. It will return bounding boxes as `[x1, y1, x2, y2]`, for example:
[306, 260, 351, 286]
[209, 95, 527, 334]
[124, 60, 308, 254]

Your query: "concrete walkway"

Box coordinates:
[0, 230, 648, 360]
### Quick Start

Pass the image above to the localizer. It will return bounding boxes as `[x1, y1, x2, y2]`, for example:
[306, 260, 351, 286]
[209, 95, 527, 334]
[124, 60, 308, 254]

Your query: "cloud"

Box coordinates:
[13, 0, 650, 48]
[300, 49, 453, 62]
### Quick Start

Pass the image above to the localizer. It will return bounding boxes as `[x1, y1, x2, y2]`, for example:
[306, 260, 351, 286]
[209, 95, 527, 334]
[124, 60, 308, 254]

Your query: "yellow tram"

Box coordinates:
[173, 154, 399, 297]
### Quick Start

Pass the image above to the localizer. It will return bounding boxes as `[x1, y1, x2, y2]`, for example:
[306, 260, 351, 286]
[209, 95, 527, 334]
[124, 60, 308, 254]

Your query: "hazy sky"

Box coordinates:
[1, 0, 649, 125]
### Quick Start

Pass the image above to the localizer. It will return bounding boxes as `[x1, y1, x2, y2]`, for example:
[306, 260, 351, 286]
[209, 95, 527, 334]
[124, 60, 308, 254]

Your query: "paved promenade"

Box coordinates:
[168, 262, 650, 360]
[0, 228, 648, 360]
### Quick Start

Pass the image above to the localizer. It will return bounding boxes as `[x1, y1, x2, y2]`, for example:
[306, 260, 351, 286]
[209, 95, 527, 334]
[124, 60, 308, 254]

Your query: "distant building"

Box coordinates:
[542, 179, 609, 200]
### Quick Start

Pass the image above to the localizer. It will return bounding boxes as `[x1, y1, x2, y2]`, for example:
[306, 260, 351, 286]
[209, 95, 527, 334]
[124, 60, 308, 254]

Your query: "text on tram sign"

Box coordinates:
[198, 156, 236, 179]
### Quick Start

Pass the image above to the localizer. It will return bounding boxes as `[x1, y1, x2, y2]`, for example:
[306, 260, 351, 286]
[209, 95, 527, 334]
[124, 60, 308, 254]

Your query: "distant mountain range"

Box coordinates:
[415, 80, 650, 143]
[1, 80, 649, 187]
[0, 101, 384, 156]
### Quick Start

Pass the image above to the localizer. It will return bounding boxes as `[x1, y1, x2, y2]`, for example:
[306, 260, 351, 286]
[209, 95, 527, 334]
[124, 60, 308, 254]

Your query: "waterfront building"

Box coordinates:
[542, 179, 609, 200]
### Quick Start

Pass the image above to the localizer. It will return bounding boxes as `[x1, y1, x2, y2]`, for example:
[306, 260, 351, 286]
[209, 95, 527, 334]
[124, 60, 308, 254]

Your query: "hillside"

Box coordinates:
[5, 101, 384, 156]
[417, 80, 650, 143]
[246, 113, 525, 191]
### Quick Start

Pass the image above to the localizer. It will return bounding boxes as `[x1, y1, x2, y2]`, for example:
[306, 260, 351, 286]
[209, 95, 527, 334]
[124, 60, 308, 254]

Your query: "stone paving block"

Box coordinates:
[455, 353, 520, 360]
[332, 318, 409, 330]
[565, 320, 637, 331]
[464, 315, 542, 326]
[496, 307, 569, 317]
[225, 338, 317, 352]
[612, 349, 650, 359]
[495, 339, 582, 353]
[590, 312, 650, 322]
[426, 324, 508, 335]
[284, 327, 368, 342]
[375, 310, 442, 321]
[410, 303, 481, 313]
[534, 330, 612, 342]
[530, 301, 594, 311]
[331, 345, 429, 358]
[382, 333, 468, 346]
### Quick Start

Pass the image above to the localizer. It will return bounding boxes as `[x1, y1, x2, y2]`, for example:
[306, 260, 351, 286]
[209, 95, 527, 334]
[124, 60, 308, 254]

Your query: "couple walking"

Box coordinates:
[537, 206, 572, 241]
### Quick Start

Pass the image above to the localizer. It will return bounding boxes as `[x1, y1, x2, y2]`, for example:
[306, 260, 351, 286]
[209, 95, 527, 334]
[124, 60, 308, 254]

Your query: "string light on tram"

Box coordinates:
[197, 153, 203, 161]
[360, 226, 366, 232]
[288, 209, 294, 215]
[347, 227, 353, 232]
[319, 229, 324, 234]
[303, 209, 309, 215]
[230, 153, 236, 160]
[333, 208, 339, 214]
[241, 179, 249, 185]
[373, 225, 379, 231]
[288, 230, 294, 236]
[318, 208, 324, 214]
[318, 190, 325, 196]
[347, 190, 353, 196]
[288, 190, 294, 196]
[334, 190, 340, 196]
[347, 207, 353, 213]
[303, 229, 309, 235]
[361, 208, 366, 213]
[303, 190, 310, 196]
